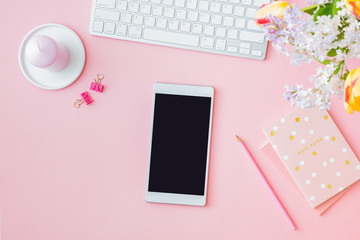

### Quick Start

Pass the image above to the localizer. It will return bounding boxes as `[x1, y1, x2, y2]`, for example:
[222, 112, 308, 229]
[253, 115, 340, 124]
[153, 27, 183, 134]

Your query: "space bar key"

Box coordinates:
[143, 29, 200, 47]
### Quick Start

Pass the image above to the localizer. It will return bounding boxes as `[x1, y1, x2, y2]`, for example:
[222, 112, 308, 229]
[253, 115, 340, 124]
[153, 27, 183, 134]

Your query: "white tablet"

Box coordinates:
[145, 83, 214, 206]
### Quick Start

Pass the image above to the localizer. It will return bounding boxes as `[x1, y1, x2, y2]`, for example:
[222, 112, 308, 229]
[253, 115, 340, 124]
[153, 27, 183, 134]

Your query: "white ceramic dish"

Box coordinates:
[19, 23, 86, 90]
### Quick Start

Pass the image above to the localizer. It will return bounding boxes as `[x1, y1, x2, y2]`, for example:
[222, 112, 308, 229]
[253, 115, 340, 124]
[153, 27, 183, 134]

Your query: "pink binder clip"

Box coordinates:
[74, 91, 93, 108]
[90, 73, 104, 93]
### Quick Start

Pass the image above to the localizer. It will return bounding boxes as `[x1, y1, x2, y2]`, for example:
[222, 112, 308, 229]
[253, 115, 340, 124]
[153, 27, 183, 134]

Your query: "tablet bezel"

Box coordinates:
[145, 83, 214, 206]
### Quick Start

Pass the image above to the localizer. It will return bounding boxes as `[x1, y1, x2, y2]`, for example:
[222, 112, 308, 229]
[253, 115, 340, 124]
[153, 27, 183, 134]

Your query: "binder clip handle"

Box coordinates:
[95, 73, 104, 84]
[74, 91, 93, 108]
[74, 99, 83, 108]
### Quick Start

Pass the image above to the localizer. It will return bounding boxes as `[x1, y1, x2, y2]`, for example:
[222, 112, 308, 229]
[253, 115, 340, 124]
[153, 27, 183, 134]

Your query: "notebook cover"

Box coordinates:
[261, 142, 350, 215]
[263, 108, 360, 208]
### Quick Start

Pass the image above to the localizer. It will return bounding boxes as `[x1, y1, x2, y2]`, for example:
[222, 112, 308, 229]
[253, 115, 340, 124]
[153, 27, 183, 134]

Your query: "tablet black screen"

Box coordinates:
[148, 93, 211, 196]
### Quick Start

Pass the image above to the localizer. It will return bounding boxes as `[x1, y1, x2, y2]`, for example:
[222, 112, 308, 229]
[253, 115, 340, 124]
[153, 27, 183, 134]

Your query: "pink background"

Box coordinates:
[1, 0, 360, 239]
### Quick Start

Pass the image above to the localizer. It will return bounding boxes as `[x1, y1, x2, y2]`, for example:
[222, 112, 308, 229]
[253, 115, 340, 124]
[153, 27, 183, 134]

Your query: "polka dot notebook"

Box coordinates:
[264, 108, 360, 208]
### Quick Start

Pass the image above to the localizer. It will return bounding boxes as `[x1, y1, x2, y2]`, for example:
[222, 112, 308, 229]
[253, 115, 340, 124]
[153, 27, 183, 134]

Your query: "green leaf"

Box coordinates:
[327, 49, 337, 57]
[332, 0, 341, 16]
[313, 4, 332, 21]
[313, 0, 341, 21]
[302, 4, 320, 15]
[334, 64, 341, 74]
[343, 72, 350, 80]
[314, 56, 331, 65]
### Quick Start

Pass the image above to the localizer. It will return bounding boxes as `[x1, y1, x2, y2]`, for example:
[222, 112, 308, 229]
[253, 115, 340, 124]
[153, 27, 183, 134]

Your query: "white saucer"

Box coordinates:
[19, 23, 86, 90]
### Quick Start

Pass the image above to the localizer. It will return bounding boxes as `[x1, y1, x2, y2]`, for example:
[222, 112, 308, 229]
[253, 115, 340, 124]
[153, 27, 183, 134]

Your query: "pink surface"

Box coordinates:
[1, 0, 360, 239]
[237, 137, 296, 230]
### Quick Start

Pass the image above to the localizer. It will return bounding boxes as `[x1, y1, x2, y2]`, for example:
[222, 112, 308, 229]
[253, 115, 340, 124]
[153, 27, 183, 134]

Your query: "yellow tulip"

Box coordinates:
[344, 67, 360, 114]
[344, 0, 360, 18]
[254, 1, 291, 27]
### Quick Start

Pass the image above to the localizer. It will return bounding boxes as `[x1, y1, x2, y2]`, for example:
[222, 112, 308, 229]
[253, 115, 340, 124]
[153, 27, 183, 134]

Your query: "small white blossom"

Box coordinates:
[263, 2, 360, 110]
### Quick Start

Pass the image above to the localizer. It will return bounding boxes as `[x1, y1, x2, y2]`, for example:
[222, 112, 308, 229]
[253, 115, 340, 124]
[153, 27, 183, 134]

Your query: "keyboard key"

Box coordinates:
[175, 0, 186, 7]
[93, 20, 104, 33]
[104, 22, 116, 34]
[247, 20, 263, 31]
[246, 8, 257, 18]
[157, 19, 168, 28]
[240, 48, 250, 54]
[176, 9, 187, 19]
[188, 11, 198, 21]
[199, 1, 210, 11]
[151, 0, 161, 3]
[240, 42, 251, 48]
[235, 18, 246, 28]
[234, 6, 245, 16]
[204, 26, 214, 35]
[253, 0, 270, 7]
[200, 37, 214, 49]
[129, 2, 140, 12]
[140, 4, 152, 14]
[199, 13, 210, 23]
[116, 24, 127, 35]
[129, 26, 142, 38]
[210, 3, 221, 12]
[117, 1, 127, 11]
[143, 29, 200, 46]
[164, 8, 175, 17]
[211, 15, 222, 25]
[215, 27, 226, 37]
[222, 4, 233, 14]
[223, 16, 234, 27]
[251, 50, 262, 56]
[215, 39, 226, 51]
[187, 0, 198, 9]
[180, 22, 191, 32]
[169, 20, 180, 30]
[227, 29, 238, 39]
[230, 0, 240, 3]
[95, 9, 120, 21]
[97, 0, 116, 8]
[145, 16, 155, 26]
[192, 24, 203, 34]
[133, 15, 144, 25]
[227, 46, 238, 53]
[163, 0, 174, 5]
[239, 31, 264, 43]
[242, 0, 252, 5]
[121, 13, 132, 23]
[153, 6, 163, 16]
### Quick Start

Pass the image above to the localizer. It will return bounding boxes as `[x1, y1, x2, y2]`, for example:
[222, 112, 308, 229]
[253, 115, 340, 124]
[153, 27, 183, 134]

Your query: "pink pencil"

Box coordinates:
[236, 135, 296, 230]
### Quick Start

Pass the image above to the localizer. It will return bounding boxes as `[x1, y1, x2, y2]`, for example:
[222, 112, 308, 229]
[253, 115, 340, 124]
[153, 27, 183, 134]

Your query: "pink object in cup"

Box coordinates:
[25, 35, 69, 71]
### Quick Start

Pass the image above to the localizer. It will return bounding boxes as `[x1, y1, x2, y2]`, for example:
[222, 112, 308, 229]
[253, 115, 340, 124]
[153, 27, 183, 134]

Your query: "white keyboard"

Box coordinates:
[89, 0, 270, 60]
